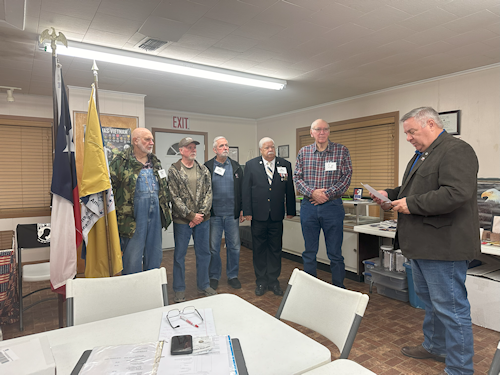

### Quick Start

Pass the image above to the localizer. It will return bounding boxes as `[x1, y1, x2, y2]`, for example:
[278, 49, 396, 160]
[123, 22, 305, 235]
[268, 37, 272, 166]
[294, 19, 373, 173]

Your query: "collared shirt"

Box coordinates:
[293, 140, 352, 200]
[261, 156, 275, 174]
[134, 153, 153, 169]
[212, 158, 234, 216]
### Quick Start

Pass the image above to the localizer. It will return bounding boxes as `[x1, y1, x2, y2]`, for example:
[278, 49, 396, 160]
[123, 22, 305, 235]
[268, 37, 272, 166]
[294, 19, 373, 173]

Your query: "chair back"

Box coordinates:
[276, 268, 369, 359]
[489, 340, 500, 375]
[66, 267, 168, 326]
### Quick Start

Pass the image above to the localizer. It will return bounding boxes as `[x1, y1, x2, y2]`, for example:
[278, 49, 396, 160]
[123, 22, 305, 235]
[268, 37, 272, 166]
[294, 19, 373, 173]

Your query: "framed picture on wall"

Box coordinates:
[229, 146, 239, 162]
[278, 145, 289, 158]
[438, 110, 460, 135]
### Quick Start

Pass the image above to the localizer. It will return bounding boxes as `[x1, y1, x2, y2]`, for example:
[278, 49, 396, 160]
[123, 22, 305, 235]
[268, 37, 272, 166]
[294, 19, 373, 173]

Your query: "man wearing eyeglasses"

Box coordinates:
[242, 137, 296, 296]
[293, 119, 352, 288]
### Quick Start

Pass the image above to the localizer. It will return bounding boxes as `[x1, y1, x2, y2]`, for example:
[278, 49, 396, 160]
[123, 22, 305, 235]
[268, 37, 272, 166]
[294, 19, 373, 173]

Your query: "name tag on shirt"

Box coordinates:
[158, 169, 167, 179]
[277, 166, 287, 175]
[215, 166, 226, 176]
[325, 162, 337, 171]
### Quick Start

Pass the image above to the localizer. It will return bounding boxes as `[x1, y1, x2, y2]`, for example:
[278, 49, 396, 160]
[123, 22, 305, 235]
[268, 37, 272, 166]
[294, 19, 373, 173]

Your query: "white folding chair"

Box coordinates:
[276, 268, 369, 359]
[489, 340, 500, 375]
[303, 359, 376, 374]
[66, 267, 169, 326]
[16, 224, 63, 331]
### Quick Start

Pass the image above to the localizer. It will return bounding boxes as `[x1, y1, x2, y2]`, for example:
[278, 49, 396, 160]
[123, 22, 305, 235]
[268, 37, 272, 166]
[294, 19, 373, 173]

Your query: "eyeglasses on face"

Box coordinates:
[166, 306, 203, 329]
[312, 128, 329, 133]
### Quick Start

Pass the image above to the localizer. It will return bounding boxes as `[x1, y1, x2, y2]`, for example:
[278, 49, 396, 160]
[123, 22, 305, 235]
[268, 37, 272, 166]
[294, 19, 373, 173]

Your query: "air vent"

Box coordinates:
[138, 38, 169, 51]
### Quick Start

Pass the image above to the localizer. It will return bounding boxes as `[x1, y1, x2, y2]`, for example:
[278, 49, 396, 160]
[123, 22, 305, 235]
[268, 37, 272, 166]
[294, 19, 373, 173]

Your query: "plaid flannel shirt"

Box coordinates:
[293, 140, 352, 199]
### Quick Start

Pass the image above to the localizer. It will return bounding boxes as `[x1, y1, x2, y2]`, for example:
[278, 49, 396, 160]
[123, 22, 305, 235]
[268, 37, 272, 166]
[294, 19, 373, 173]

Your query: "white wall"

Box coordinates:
[146, 108, 257, 164]
[257, 66, 500, 181]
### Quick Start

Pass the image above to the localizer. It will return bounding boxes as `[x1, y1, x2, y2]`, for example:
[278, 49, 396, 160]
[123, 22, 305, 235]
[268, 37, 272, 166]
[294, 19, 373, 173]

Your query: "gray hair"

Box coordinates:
[310, 119, 329, 130]
[401, 107, 444, 128]
[259, 137, 275, 149]
[213, 136, 227, 148]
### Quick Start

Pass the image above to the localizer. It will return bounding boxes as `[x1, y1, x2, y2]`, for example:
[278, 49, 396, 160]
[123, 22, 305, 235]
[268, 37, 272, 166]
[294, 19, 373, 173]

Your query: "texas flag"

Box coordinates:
[50, 64, 83, 295]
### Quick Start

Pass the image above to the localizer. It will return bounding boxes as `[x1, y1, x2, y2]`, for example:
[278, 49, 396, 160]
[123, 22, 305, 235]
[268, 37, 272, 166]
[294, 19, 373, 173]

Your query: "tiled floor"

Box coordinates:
[4, 245, 499, 374]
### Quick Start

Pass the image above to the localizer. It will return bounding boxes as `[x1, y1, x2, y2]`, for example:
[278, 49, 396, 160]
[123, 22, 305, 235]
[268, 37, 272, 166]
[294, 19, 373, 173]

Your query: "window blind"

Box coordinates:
[0, 119, 53, 218]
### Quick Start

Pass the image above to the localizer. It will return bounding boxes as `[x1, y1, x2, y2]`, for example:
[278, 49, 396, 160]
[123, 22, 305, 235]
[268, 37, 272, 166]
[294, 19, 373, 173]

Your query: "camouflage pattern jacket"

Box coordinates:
[109, 147, 172, 238]
[168, 159, 212, 224]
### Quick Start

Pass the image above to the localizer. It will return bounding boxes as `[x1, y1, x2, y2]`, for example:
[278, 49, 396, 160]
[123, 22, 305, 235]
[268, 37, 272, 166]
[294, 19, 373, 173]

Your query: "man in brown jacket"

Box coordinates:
[372, 107, 479, 375]
[168, 137, 215, 303]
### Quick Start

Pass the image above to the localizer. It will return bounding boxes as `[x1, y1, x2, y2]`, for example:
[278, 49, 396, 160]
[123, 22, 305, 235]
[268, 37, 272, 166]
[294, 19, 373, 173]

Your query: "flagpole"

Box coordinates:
[91, 62, 114, 277]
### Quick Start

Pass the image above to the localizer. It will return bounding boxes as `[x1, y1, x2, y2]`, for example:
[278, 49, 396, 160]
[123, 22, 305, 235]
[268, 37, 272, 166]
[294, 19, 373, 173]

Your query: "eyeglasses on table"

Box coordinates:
[166, 306, 203, 329]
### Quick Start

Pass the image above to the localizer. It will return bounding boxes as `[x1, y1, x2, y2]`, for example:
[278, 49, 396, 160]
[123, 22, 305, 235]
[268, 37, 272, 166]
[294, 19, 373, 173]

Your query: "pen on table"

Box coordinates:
[180, 315, 199, 328]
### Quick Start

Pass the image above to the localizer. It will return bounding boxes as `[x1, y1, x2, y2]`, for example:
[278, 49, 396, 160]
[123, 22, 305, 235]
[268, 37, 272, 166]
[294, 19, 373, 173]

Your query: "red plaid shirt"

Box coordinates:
[293, 140, 352, 199]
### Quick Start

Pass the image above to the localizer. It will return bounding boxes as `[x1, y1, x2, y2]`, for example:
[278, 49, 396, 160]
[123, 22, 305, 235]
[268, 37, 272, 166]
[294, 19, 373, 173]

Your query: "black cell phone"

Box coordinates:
[170, 335, 193, 355]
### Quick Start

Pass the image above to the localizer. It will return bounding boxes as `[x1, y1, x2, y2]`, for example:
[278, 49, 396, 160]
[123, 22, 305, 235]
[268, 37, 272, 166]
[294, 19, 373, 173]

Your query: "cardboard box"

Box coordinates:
[466, 265, 500, 332]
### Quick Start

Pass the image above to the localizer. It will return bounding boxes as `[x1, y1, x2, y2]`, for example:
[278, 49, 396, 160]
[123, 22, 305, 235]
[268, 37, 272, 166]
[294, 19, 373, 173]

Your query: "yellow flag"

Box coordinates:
[79, 86, 110, 197]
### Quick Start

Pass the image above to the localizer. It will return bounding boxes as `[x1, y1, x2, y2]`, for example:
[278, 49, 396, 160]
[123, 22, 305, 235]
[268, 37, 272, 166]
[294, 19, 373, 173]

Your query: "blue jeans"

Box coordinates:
[300, 198, 345, 288]
[411, 259, 474, 375]
[121, 169, 162, 275]
[209, 216, 240, 280]
[173, 220, 210, 292]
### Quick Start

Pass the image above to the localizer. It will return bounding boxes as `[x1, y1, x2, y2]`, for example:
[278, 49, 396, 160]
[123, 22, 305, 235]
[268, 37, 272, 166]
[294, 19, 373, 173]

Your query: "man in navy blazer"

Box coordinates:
[242, 137, 296, 296]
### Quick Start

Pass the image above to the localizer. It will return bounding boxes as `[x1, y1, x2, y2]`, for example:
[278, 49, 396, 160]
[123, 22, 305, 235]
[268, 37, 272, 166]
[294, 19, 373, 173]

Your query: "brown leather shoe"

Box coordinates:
[401, 345, 446, 363]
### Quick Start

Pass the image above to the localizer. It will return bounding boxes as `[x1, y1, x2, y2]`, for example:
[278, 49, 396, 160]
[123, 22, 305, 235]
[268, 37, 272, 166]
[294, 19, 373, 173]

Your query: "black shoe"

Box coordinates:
[269, 284, 283, 296]
[255, 284, 267, 296]
[209, 278, 219, 290]
[228, 278, 241, 289]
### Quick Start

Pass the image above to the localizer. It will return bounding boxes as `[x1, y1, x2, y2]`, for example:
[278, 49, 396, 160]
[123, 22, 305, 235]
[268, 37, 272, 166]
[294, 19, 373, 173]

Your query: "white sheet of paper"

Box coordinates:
[79, 342, 158, 375]
[157, 335, 236, 375]
[158, 169, 167, 179]
[158, 308, 217, 342]
[361, 183, 392, 203]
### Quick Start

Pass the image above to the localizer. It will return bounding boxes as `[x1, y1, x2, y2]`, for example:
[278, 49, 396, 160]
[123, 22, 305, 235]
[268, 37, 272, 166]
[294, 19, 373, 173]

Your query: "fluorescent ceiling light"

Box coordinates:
[44, 41, 287, 90]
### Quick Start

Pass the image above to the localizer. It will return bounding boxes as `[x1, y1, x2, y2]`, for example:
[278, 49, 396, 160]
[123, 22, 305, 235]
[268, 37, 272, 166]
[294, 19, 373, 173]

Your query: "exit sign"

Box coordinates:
[173, 116, 189, 130]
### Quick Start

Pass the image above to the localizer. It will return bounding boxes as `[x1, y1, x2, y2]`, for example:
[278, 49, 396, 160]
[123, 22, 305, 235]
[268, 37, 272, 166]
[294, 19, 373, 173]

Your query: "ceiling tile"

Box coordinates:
[238, 47, 281, 62]
[26, 0, 41, 18]
[231, 20, 284, 40]
[176, 33, 218, 51]
[90, 13, 142, 36]
[139, 16, 191, 42]
[204, 0, 261, 25]
[251, 1, 315, 28]
[40, 0, 100, 20]
[353, 5, 413, 31]
[188, 17, 238, 39]
[399, 8, 458, 32]
[98, 0, 162, 22]
[237, 0, 278, 8]
[481, 35, 500, 48]
[194, 46, 238, 62]
[438, 0, 497, 17]
[445, 28, 499, 46]
[154, 0, 210, 25]
[306, 3, 364, 28]
[214, 34, 259, 52]
[219, 57, 259, 71]
[270, 21, 330, 45]
[39, 11, 91, 35]
[335, 0, 380, 13]
[158, 45, 202, 61]
[404, 26, 457, 46]
[442, 10, 500, 33]
[82, 29, 131, 48]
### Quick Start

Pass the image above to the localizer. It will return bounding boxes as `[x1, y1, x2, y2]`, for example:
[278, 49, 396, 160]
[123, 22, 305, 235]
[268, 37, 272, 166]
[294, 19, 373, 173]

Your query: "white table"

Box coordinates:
[4, 294, 331, 375]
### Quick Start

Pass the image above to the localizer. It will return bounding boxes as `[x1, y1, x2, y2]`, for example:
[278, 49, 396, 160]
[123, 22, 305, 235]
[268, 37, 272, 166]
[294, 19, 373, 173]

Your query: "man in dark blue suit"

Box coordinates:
[242, 137, 296, 296]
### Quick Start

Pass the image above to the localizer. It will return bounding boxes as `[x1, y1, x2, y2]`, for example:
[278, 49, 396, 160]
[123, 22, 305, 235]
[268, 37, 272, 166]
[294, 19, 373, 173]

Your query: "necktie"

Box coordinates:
[266, 162, 273, 185]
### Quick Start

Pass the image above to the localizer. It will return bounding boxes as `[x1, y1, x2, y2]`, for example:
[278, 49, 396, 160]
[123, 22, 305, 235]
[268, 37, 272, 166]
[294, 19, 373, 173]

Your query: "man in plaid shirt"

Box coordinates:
[293, 119, 352, 287]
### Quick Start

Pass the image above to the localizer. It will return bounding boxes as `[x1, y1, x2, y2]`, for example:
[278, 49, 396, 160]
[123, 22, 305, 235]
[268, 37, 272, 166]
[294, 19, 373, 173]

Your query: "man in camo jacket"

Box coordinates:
[109, 128, 171, 275]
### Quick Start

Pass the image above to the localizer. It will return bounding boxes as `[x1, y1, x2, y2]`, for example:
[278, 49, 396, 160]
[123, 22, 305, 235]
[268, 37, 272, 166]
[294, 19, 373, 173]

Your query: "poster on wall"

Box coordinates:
[102, 127, 132, 162]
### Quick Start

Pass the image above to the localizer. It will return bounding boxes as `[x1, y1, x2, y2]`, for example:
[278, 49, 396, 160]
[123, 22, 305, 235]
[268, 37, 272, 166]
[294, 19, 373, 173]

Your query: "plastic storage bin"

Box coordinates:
[404, 262, 425, 309]
[362, 272, 372, 285]
[362, 257, 379, 273]
[369, 266, 408, 290]
[375, 284, 409, 302]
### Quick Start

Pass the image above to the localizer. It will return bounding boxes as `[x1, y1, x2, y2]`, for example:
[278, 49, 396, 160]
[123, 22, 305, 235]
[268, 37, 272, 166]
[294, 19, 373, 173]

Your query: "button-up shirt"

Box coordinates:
[293, 140, 352, 200]
[212, 158, 234, 216]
